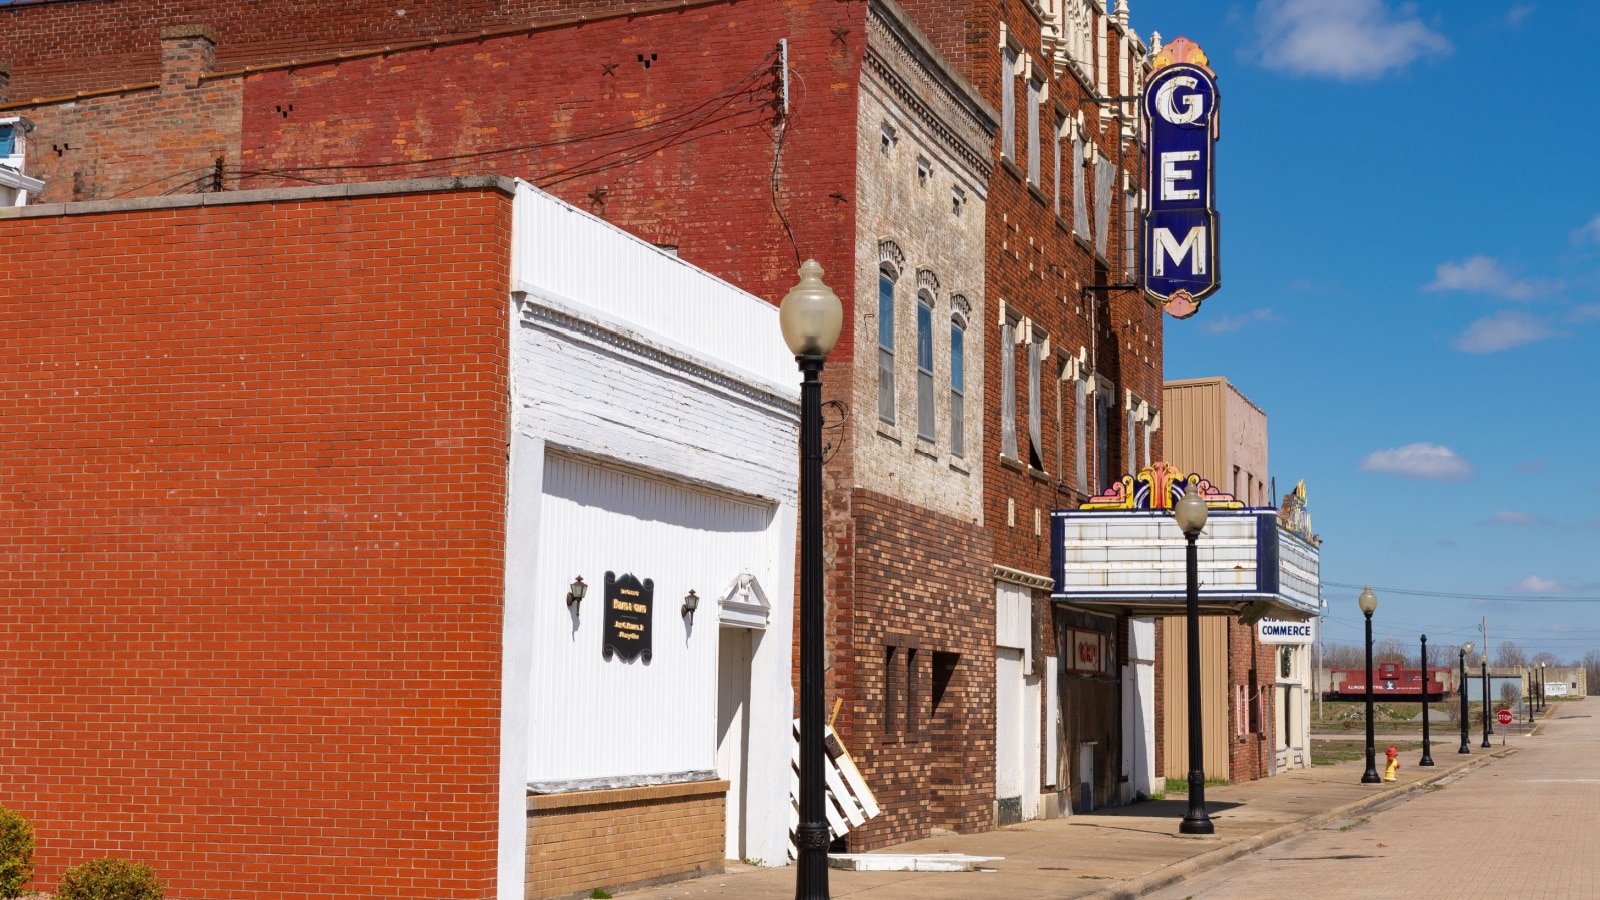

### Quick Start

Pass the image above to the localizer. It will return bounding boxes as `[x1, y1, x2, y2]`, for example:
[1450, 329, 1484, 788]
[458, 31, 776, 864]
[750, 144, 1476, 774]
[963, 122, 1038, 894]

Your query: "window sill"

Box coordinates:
[877, 423, 902, 445]
[914, 442, 939, 462]
[1028, 467, 1049, 482]
[1000, 455, 1025, 472]
[999, 157, 1023, 182]
[1026, 182, 1049, 208]
[949, 459, 970, 475]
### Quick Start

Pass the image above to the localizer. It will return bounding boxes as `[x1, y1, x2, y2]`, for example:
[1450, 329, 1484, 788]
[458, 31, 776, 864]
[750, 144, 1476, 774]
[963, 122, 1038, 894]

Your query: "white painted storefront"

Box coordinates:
[498, 182, 799, 896]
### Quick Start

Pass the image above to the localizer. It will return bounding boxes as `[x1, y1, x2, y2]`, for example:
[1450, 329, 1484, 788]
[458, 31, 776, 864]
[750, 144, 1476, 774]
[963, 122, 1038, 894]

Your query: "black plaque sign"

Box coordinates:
[602, 571, 653, 663]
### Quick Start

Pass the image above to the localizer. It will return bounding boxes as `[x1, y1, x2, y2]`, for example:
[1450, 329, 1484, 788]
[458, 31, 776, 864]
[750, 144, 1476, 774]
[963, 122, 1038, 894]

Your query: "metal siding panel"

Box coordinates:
[1202, 617, 1229, 779]
[513, 183, 796, 389]
[528, 454, 776, 782]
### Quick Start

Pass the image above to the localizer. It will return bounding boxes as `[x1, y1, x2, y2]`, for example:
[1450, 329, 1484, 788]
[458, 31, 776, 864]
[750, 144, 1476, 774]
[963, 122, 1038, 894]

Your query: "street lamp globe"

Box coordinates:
[779, 260, 843, 358]
[1174, 482, 1208, 536]
[1357, 586, 1377, 616]
[1461, 641, 1474, 656]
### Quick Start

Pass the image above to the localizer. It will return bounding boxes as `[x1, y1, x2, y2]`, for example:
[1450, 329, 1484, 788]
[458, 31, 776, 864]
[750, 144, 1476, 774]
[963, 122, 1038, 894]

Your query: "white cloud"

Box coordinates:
[1425, 255, 1542, 299]
[1485, 510, 1537, 525]
[1509, 575, 1568, 595]
[1204, 308, 1277, 334]
[1254, 0, 1452, 80]
[1507, 4, 1535, 26]
[1574, 214, 1600, 244]
[1360, 443, 1474, 481]
[1455, 309, 1565, 354]
[1569, 304, 1600, 323]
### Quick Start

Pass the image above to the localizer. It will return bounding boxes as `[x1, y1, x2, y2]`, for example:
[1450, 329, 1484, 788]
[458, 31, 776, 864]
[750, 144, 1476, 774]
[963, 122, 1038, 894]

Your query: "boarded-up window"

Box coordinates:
[1027, 78, 1042, 185]
[1001, 317, 1018, 460]
[1094, 155, 1115, 259]
[1001, 47, 1017, 160]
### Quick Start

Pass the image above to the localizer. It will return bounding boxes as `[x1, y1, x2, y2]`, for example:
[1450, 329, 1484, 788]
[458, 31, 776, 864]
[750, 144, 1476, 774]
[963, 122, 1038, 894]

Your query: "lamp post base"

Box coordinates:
[1179, 771, 1214, 835]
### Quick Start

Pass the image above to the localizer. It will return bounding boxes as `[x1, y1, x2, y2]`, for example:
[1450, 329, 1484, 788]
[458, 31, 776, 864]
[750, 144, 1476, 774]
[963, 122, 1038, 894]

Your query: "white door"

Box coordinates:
[1022, 672, 1041, 820]
[717, 628, 752, 860]
[995, 649, 1024, 819]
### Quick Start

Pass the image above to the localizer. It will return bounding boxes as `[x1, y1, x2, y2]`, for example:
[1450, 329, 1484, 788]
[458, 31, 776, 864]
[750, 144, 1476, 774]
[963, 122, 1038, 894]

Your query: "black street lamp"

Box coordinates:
[1419, 634, 1434, 767]
[1457, 641, 1474, 754]
[778, 259, 843, 900]
[1359, 587, 1381, 784]
[1479, 653, 1491, 749]
[1538, 663, 1545, 712]
[1175, 483, 1214, 835]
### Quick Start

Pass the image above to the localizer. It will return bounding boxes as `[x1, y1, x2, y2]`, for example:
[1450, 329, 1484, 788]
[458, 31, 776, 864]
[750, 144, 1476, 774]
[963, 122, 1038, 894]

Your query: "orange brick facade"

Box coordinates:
[525, 781, 728, 899]
[0, 184, 513, 898]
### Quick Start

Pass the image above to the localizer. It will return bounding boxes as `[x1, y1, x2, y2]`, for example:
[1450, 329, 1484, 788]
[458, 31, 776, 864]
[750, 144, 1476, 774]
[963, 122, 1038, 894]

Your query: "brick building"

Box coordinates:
[1157, 376, 1323, 783]
[0, 0, 1179, 869]
[0, 0, 1009, 865]
[0, 175, 809, 900]
[874, 0, 1167, 820]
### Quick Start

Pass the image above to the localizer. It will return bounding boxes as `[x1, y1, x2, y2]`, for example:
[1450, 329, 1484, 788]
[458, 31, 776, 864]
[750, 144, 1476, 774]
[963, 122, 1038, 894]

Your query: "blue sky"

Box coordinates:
[1134, 0, 1600, 660]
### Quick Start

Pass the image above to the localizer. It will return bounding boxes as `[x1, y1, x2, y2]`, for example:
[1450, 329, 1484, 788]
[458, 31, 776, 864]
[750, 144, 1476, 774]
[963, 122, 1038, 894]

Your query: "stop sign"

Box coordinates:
[1497, 709, 1514, 726]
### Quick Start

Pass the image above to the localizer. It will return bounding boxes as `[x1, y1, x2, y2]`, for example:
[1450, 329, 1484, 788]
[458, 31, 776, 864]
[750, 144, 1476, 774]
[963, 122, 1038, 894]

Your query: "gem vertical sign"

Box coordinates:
[1143, 38, 1221, 319]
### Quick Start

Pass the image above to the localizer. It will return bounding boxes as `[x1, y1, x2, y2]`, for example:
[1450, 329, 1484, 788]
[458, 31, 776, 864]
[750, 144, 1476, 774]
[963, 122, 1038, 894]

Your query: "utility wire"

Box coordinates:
[1323, 580, 1600, 603]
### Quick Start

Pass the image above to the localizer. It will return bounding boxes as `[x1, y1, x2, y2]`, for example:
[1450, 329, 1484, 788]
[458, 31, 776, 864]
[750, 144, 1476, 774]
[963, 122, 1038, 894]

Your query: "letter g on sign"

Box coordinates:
[1155, 76, 1204, 125]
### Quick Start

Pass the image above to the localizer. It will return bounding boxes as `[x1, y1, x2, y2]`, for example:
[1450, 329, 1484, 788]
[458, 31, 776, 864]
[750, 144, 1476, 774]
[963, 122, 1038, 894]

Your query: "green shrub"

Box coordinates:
[56, 857, 163, 900]
[0, 805, 33, 899]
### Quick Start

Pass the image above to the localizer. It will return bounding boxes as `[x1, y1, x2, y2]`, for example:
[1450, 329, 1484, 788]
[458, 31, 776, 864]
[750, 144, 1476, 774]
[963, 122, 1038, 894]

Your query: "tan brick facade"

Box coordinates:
[526, 781, 728, 899]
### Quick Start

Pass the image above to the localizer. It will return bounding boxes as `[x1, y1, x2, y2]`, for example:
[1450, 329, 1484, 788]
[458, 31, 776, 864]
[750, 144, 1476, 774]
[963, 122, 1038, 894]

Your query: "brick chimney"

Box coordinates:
[159, 25, 217, 91]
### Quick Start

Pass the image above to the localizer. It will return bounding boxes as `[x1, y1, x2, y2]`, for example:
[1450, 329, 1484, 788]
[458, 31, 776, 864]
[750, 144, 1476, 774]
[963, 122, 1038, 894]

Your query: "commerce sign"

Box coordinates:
[1256, 618, 1314, 645]
[1143, 39, 1220, 319]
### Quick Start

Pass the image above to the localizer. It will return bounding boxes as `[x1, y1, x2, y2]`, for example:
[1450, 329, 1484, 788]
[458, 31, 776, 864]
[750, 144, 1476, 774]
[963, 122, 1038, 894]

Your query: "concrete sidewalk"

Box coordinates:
[611, 718, 1546, 900]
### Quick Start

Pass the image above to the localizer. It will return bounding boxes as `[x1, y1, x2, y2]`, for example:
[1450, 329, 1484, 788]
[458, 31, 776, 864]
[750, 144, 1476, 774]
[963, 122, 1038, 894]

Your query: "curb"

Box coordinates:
[1080, 748, 1515, 900]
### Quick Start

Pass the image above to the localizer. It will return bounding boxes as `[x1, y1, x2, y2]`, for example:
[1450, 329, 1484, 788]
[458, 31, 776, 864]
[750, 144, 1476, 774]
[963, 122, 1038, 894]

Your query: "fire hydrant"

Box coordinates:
[1383, 745, 1400, 782]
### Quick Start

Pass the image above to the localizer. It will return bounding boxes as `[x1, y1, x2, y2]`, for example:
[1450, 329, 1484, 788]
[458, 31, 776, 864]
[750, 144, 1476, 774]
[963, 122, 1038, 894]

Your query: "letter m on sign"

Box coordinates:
[1144, 207, 1220, 302]
[1152, 226, 1205, 277]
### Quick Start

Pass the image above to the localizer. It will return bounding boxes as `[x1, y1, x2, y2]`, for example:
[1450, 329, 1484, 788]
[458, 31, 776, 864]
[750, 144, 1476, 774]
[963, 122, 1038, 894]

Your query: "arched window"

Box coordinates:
[878, 265, 896, 424]
[949, 304, 968, 458]
[916, 290, 935, 441]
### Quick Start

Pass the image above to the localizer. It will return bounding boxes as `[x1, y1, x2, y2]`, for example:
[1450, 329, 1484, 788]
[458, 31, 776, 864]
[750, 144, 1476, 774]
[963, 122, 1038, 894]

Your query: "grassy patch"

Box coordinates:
[1311, 738, 1422, 767]
[1163, 776, 1229, 793]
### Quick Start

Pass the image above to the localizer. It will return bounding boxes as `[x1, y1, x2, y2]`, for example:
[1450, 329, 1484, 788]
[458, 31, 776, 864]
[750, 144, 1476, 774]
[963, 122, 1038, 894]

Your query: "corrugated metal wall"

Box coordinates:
[511, 183, 796, 389]
[1161, 379, 1225, 487]
[1162, 377, 1269, 504]
[1160, 616, 1229, 780]
[527, 453, 777, 782]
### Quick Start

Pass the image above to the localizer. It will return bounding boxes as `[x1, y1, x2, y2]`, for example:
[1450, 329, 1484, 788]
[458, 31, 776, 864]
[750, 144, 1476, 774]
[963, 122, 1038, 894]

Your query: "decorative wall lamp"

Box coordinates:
[682, 589, 700, 622]
[567, 576, 588, 613]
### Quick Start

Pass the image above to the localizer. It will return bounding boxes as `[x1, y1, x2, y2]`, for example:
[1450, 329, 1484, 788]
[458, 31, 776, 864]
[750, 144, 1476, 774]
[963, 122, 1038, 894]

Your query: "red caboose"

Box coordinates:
[1326, 661, 1454, 700]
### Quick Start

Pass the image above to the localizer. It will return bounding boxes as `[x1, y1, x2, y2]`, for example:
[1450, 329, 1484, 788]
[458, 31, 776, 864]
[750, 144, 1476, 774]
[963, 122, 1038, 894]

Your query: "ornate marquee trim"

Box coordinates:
[1081, 461, 1242, 511]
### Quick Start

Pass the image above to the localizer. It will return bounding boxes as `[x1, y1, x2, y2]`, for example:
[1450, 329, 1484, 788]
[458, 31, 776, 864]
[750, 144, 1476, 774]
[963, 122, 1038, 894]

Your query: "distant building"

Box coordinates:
[1155, 376, 1321, 781]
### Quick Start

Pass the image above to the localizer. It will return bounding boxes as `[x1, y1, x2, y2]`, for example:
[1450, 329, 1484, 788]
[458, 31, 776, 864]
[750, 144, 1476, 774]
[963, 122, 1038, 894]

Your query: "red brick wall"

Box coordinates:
[14, 75, 242, 205]
[1227, 619, 1277, 782]
[0, 0, 684, 101]
[233, 0, 864, 325]
[847, 488, 995, 847]
[0, 184, 513, 899]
